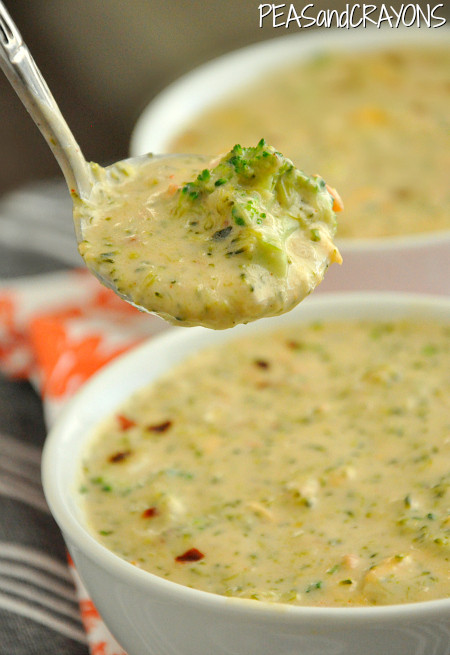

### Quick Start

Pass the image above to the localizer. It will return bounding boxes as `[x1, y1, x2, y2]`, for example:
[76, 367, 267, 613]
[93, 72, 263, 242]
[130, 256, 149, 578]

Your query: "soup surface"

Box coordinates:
[170, 45, 450, 239]
[76, 142, 341, 329]
[79, 318, 449, 607]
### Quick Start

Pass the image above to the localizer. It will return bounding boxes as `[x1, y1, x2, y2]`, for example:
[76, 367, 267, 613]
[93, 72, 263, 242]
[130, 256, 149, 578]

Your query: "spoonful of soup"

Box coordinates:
[0, 3, 342, 329]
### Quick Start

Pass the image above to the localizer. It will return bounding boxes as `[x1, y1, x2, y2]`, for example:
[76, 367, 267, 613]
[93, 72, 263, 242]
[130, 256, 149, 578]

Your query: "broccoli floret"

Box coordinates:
[181, 139, 295, 197]
[174, 139, 341, 278]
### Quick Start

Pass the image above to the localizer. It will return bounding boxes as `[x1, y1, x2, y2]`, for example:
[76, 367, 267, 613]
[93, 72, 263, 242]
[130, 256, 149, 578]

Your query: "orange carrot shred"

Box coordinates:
[326, 184, 344, 212]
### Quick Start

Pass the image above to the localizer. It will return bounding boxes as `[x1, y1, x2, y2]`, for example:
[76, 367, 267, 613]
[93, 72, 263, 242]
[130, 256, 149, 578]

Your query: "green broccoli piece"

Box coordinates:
[175, 139, 340, 278]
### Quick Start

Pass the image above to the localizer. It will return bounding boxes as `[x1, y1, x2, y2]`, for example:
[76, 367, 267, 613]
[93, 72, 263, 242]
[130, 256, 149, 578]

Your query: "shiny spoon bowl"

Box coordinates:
[0, 2, 342, 329]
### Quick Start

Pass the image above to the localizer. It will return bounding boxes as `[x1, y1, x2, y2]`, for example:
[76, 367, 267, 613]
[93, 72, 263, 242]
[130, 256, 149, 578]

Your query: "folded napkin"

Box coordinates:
[1, 256, 169, 652]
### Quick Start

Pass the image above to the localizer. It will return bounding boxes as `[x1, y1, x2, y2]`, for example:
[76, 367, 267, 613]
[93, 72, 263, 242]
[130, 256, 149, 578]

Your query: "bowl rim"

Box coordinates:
[130, 26, 450, 251]
[42, 291, 450, 623]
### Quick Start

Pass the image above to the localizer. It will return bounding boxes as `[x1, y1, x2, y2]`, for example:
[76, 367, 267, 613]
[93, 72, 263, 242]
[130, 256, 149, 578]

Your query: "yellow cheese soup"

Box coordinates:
[76, 142, 341, 329]
[79, 318, 449, 607]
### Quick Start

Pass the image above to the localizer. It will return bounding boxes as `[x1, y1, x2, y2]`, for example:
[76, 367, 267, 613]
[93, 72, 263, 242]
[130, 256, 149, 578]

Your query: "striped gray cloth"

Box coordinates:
[0, 179, 89, 654]
[0, 178, 81, 274]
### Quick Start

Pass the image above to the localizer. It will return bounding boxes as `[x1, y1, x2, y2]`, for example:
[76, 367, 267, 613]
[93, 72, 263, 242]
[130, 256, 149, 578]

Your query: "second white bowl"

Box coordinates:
[42, 292, 450, 655]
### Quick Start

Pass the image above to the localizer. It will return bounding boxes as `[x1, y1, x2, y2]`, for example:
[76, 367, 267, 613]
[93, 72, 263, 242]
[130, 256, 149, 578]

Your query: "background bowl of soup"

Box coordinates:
[130, 27, 450, 297]
[42, 291, 450, 655]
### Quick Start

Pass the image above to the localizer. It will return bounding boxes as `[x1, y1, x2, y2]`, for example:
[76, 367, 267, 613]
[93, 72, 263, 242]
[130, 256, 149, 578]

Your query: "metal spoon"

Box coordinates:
[0, 2, 181, 303]
[0, 2, 342, 329]
[0, 3, 93, 206]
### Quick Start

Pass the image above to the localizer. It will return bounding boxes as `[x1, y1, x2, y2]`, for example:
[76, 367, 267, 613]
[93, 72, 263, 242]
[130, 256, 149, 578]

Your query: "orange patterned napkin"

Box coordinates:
[0, 268, 169, 654]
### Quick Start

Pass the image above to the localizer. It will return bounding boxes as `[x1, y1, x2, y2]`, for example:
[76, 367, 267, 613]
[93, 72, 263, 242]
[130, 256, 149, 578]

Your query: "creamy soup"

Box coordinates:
[79, 318, 449, 607]
[170, 45, 450, 239]
[76, 141, 341, 329]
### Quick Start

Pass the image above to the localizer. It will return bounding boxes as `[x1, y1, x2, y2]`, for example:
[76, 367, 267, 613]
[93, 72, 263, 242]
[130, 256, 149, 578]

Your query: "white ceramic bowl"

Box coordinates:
[130, 27, 450, 297]
[42, 292, 450, 655]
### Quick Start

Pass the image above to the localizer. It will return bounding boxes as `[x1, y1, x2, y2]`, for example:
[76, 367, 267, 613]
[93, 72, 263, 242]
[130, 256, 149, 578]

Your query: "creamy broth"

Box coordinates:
[170, 46, 450, 239]
[79, 318, 449, 607]
[76, 142, 341, 329]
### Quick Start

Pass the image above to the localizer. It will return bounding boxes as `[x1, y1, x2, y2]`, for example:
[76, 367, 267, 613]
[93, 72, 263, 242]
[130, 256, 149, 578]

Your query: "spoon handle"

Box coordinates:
[0, 2, 92, 197]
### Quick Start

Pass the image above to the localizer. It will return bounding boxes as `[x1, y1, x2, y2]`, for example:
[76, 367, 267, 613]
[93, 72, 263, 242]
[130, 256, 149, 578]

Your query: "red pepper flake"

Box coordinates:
[141, 506, 159, 519]
[108, 450, 132, 463]
[146, 420, 173, 433]
[175, 548, 205, 563]
[117, 414, 136, 431]
[287, 340, 303, 350]
[255, 359, 270, 369]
